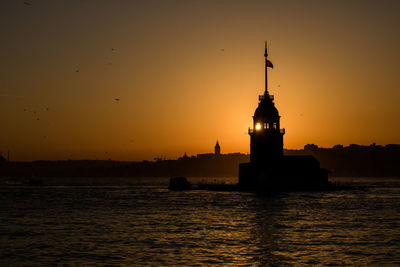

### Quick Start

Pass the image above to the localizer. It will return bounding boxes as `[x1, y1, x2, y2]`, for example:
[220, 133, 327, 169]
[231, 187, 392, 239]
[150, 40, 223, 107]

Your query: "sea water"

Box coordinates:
[0, 177, 399, 265]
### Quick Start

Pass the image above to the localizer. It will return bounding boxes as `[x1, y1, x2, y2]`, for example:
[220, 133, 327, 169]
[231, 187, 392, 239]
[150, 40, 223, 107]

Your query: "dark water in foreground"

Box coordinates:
[0, 177, 399, 266]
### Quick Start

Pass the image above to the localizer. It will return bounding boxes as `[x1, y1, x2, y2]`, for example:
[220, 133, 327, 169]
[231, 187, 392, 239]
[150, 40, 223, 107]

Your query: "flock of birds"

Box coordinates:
[22, 0, 224, 108]
[17, 0, 123, 148]
[18, 0, 122, 155]
[21, 43, 120, 145]
[18, 0, 240, 154]
[23, 107, 49, 122]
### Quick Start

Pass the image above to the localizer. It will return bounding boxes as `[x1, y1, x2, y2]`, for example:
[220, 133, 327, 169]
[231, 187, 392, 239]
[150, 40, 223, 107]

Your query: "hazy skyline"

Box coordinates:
[1, 0, 399, 161]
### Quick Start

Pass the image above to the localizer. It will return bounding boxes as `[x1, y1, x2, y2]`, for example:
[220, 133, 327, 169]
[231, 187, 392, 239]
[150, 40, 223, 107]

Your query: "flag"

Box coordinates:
[266, 60, 274, 68]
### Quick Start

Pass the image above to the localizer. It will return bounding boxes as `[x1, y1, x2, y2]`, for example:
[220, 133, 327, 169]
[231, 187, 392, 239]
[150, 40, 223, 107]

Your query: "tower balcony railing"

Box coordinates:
[248, 128, 286, 134]
[259, 94, 274, 101]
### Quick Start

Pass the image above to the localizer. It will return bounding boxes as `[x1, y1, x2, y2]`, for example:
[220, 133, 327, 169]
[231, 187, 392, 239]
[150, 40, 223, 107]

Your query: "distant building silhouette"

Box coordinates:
[215, 140, 221, 155]
[196, 153, 215, 160]
[239, 42, 329, 191]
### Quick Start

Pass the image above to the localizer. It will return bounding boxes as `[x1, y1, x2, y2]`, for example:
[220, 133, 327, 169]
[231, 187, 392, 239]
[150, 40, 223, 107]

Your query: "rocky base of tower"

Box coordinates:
[238, 155, 331, 192]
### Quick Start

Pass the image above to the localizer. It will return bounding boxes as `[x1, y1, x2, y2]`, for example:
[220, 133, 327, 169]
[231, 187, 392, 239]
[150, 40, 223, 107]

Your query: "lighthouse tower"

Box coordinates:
[249, 42, 285, 164]
[239, 42, 329, 191]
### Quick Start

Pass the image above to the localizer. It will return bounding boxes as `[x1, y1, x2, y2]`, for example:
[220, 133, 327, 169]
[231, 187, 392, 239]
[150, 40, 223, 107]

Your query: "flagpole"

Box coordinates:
[264, 41, 268, 95]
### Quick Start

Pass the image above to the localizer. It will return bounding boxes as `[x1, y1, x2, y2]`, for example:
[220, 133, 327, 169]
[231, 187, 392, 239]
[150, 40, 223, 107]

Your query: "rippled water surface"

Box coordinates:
[1, 177, 399, 265]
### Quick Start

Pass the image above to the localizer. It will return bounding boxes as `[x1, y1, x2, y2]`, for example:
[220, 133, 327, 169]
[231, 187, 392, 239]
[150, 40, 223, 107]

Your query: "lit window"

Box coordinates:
[255, 123, 262, 131]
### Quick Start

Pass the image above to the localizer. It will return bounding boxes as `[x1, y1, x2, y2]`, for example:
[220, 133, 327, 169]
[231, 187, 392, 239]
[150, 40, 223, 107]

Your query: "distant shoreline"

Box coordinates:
[1, 144, 399, 178]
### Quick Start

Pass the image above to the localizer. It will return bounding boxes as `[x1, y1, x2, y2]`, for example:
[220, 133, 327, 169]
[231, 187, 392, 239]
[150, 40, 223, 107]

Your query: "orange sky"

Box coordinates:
[1, 0, 399, 161]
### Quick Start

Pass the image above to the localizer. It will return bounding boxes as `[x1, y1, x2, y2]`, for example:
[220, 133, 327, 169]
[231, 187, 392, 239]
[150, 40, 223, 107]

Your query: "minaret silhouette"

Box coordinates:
[249, 42, 284, 163]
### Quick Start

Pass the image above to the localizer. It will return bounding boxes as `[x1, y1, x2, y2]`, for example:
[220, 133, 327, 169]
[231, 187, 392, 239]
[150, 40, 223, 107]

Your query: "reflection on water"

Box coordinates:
[0, 177, 399, 265]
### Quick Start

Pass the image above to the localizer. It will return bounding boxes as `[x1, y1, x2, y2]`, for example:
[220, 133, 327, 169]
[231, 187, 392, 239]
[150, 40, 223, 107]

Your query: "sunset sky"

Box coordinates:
[1, 0, 399, 161]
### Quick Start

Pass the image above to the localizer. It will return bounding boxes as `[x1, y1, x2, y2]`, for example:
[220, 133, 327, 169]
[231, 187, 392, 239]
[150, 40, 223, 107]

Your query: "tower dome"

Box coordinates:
[254, 94, 279, 121]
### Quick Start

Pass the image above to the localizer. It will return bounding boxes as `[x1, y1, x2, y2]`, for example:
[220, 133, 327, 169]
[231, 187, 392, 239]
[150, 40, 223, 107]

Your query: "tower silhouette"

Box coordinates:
[250, 42, 284, 163]
[214, 140, 221, 155]
[238, 42, 329, 191]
